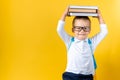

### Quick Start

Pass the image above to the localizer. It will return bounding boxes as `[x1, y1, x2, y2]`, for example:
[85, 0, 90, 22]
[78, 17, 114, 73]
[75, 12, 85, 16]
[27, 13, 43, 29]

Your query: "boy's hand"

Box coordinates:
[60, 6, 69, 21]
[93, 9, 105, 24]
[97, 10, 105, 24]
[63, 6, 69, 16]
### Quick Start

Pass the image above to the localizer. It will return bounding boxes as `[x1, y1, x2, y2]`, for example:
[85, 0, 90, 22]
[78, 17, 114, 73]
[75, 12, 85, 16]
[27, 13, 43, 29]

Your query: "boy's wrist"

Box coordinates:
[98, 17, 105, 24]
[60, 6, 69, 21]
[98, 15, 105, 24]
[61, 14, 67, 21]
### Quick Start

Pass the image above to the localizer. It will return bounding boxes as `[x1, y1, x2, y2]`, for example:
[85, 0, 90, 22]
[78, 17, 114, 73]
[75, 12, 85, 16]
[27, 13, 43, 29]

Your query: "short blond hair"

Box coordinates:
[72, 16, 91, 27]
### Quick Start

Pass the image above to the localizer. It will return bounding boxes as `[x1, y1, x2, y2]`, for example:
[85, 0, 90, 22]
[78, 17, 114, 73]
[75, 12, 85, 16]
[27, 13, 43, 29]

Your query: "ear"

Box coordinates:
[89, 29, 91, 33]
[72, 28, 74, 32]
[88, 30, 91, 34]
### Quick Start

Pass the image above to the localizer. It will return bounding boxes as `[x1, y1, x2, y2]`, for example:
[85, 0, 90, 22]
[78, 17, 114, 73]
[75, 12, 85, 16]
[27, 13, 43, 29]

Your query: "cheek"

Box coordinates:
[87, 31, 90, 34]
[73, 32, 78, 36]
[85, 32, 90, 35]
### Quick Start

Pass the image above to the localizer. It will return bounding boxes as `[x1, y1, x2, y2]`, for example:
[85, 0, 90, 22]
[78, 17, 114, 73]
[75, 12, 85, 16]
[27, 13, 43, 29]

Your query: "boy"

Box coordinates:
[57, 6, 108, 80]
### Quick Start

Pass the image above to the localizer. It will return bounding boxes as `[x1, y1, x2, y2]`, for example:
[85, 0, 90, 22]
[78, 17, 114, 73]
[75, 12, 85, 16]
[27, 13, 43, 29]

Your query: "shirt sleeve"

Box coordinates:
[57, 20, 71, 48]
[90, 24, 108, 51]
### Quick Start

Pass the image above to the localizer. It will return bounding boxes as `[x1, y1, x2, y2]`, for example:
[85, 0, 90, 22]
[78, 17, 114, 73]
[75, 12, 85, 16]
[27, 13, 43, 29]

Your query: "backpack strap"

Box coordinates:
[68, 37, 74, 50]
[88, 39, 97, 70]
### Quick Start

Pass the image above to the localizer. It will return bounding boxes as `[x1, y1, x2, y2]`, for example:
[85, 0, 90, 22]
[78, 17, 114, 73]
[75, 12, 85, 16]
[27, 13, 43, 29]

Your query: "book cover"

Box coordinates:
[68, 12, 98, 16]
[69, 8, 97, 13]
[69, 5, 98, 9]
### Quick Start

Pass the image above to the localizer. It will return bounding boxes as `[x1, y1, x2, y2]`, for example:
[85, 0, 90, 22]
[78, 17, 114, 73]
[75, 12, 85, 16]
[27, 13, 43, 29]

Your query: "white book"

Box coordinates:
[69, 12, 98, 16]
[69, 5, 98, 9]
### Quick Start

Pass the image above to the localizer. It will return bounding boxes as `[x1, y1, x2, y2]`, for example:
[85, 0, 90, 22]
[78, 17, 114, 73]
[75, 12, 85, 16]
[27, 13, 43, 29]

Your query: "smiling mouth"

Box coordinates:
[78, 34, 86, 35]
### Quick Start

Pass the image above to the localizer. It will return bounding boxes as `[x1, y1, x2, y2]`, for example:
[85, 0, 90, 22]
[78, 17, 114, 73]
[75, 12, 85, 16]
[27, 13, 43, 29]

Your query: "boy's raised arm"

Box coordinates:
[97, 10, 105, 24]
[57, 6, 71, 48]
[91, 9, 108, 50]
[60, 6, 69, 21]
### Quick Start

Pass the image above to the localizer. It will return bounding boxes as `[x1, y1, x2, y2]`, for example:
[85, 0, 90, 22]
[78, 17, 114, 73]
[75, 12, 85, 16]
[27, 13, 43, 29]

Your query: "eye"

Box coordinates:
[85, 27, 90, 29]
[77, 27, 81, 29]
[84, 27, 87, 29]
[74, 26, 81, 29]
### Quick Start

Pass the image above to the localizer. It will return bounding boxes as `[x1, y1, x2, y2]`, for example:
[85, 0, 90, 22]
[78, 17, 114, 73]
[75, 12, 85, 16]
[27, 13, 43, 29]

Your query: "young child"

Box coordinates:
[57, 6, 108, 80]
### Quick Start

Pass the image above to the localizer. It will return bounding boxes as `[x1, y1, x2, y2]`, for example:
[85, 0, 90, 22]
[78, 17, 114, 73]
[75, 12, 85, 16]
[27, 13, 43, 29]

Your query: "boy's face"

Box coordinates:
[73, 19, 91, 40]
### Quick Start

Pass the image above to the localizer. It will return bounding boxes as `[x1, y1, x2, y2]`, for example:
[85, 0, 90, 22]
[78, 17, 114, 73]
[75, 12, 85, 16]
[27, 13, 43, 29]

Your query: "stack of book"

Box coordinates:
[68, 6, 98, 16]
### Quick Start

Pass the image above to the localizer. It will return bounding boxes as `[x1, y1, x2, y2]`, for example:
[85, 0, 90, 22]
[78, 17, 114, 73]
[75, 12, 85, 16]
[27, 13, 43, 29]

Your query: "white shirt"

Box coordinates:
[57, 20, 108, 75]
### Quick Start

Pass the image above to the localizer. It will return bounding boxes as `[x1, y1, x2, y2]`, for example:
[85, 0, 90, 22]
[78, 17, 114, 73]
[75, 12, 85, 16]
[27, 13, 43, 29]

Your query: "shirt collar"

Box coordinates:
[74, 37, 88, 43]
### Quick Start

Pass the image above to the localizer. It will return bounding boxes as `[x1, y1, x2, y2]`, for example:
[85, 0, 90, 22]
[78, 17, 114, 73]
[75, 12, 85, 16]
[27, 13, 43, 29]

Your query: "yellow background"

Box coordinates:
[1, 0, 120, 80]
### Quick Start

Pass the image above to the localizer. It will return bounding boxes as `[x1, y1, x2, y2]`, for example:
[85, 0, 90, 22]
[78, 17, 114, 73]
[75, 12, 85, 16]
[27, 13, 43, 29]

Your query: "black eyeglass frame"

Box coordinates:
[73, 26, 91, 32]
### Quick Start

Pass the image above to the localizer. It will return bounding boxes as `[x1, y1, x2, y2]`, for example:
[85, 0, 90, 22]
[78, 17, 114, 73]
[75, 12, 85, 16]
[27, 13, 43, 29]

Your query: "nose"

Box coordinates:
[79, 29, 84, 33]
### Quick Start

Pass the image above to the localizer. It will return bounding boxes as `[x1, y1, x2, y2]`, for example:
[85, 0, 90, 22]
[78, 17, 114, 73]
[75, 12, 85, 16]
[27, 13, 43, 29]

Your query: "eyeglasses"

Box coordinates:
[73, 26, 90, 32]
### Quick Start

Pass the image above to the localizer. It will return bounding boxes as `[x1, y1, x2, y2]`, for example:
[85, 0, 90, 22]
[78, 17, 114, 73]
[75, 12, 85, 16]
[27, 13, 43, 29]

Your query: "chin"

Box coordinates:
[77, 36, 87, 40]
